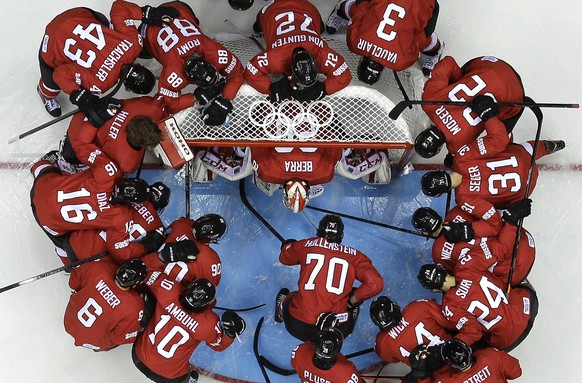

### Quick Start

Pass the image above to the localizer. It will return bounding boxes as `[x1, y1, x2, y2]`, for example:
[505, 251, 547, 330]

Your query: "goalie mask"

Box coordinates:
[115, 259, 147, 289]
[291, 47, 318, 87]
[124, 64, 156, 95]
[414, 125, 446, 159]
[369, 296, 402, 331]
[313, 328, 344, 370]
[441, 339, 472, 370]
[148, 182, 171, 213]
[193, 214, 227, 243]
[283, 179, 310, 213]
[180, 278, 216, 313]
[412, 207, 443, 236]
[112, 178, 150, 204]
[357, 56, 384, 85]
[228, 0, 254, 11]
[421, 171, 452, 197]
[316, 214, 344, 243]
[185, 53, 219, 88]
[418, 263, 449, 291]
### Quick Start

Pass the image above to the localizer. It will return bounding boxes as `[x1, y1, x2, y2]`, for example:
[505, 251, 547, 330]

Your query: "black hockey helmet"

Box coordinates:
[115, 259, 147, 289]
[414, 125, 446, 158]
[185, 53, 219, 88]
[421, 171, 452, 197]
[228, 0, 254, 11]
[193, 214, 227, 243]
[149, 182, 171, 213]
[412, 207, 443, 236]
[291, 47, 318, 87]
[418, 263, 449, 291]
[370, 296, 402, 330]
[316, 214, 344, 243]
[441, 338, 472, 370]
[180, 278, 216, 313]
[313, 328, 344, 370]
[112, 178, 150, 204]
[357, 56, 384, 85]
[124, 64, 156, 95]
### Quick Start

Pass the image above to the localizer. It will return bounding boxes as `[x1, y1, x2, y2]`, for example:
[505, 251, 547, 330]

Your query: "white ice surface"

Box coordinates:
[0, 1, 580, 382]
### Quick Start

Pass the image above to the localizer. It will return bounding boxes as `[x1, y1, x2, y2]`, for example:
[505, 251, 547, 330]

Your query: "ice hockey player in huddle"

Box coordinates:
[245, 0, 352, 103]
[412, 201, 535, 287]
[407, 339, 522, 383]
[276, 214, 384, 342]
[37, 1, 175, 123]
[132, 277, 245, 383]
[421, 140, 566, 211]
[326, 0, 444, 81]
[414, 56, 526, 159]
[141, 214, 227, 287]
[370, 296, 455, 365]
[417, 264, 538, 351]
[291, 328, 362, 383]
[62, 96, 166, 175]
[59, 182, 171, 265]
[64, 258, 148, 352]
[140, 1, 244, 125]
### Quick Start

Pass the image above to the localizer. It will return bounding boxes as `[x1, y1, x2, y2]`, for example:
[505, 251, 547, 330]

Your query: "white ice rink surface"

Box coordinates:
[0, 1, 580, 382]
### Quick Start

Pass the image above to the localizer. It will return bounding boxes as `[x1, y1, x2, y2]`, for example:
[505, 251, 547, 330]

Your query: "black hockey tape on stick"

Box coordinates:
[344, 347, 375, 359]
[224, 19, 266, 51]
[506, 97, 543, 296]
[392, 70, 412, 110]
[0, 252, 107, 294]
[9, 65, 131, 144]
[305, 205, 431, 238]
[239, 178, 285, 243]
[388, 99, 579, 120]
[215, 303, 266, 312]
[361, 375, 406, 382]
[185, 161, 191, 219]
[253, 317, 273, 383]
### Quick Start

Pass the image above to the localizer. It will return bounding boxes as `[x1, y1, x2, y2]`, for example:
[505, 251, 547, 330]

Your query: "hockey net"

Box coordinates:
[174, 33, 428, 170]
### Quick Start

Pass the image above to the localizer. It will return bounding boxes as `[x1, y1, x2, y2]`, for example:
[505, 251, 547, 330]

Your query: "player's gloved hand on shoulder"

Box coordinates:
[443, 153, 454, 169]
[503, 198, 532, 226]
[316, 312, 338, 331]
[470, 95, 499, 122]
[293, 81, 327, 102]
[139, 291, 157, 327]
[139, 227, 166, 253]
[201, 96, 233, 126]
[221, 310, 246, 338]
[269, 77, 294, 103]
[159, 240, 199, 263]
[141, 5, 179, 26]
[443, 222, 475, 243]
[194, 81, 225, 106]
[84, 97, 122, 128]
[409, 344, 433, 380]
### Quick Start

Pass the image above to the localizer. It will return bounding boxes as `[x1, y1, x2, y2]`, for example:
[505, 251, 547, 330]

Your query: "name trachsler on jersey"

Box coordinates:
[304, 238, 356, 255]
[96, 39, 135, 82]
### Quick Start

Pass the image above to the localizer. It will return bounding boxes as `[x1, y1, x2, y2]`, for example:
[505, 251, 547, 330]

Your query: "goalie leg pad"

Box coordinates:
[252, 173, 278, 197]
[191, 154, 215, 183]
[335, 149, 384, 180]
[363, 152, 391, 184]
[197, 147, 253, 181]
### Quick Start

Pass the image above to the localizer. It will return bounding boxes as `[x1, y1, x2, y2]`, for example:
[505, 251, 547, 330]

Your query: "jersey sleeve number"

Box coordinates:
[57, 188, 98, 223]
[304, 253, 349, 295]
[376, 3, 406, 42]
[275, 11, 317, 36]
[466, 275, 508, 330]
[77, 297, 103, 327]
[486, 156, 521, 195]
[64, 23, 106, 68]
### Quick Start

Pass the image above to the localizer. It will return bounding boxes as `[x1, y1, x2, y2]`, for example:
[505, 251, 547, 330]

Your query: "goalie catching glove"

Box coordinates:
[442, 222, 475, 243]
[221, 310, 246, 338]
[70, 88, 121, 128]
[201, 96, 233, 126]
[503, 198, 532, 226]
[159, 240, 199, 263]
[141, 5, 179, 26]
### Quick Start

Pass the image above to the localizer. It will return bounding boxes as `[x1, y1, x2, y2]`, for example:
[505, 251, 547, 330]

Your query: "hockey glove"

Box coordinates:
[141, 5, 179, 26]
[139, 227, 166, 253]
[84, 97, 122, 128]
[201, 96, 233, 126]
[443, 153, 454, 169]
[503, 198, 532, 226]
[443, 222, 475, 243]
[268, 77, 293, 103]
[280, 238, 297, 250]
[194, 81, 226, 106]
[409, 344, 433, 380]
[470, 95, 499, 122]
[293, 81, 327, 102]
[70, 88, 99, 110]
[159, 240, 199, 263]
[222, 310, 246, 338]
[316, 312, 338, 331]
[140, 291, 157, 328]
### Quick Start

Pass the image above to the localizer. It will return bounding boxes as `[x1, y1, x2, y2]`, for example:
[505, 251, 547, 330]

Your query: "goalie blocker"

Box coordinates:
[151, 117, 194, 168]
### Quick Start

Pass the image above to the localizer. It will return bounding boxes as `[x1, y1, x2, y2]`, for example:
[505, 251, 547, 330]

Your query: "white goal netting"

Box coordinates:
[174, 33, 428, 169]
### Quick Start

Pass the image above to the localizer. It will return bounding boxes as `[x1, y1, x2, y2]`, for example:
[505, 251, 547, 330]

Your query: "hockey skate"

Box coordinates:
[326, 0, 349, 34]
[420, 41, 445, 76]
[274, 288, 289, 323]
[544, 140, 565, 153]
[37, 85, 62, 117]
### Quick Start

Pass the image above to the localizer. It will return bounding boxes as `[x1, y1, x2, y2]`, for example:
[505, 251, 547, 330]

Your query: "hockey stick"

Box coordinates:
[0, 252, 107, 294]
[215, 303, 266, 312]
[224, 19, 266, 51]
[239, 178, 285, 243]
[185, 161, 191, 219]
[9, 65, 131, 144]
[305, 205, 430, 238]
[253, 317, 273, 383]
[392, 70, 412, 112]
[388, 99, 579, 120]
[506, 97, 543, 296]
[361, 375, 406, 382]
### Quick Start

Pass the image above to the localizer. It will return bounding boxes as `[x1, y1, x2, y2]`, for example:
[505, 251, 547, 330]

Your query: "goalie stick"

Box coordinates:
[388, 98, 579, 120]
[215, 303, 266, 312]
[0, 252, 107, 294]
[239, 178, 285, 243]
[8, 65, 131, 144]
[253, 317, 273, 383]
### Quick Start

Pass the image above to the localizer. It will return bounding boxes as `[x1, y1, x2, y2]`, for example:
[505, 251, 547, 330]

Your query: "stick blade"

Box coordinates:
[388, 101, 410, 120]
